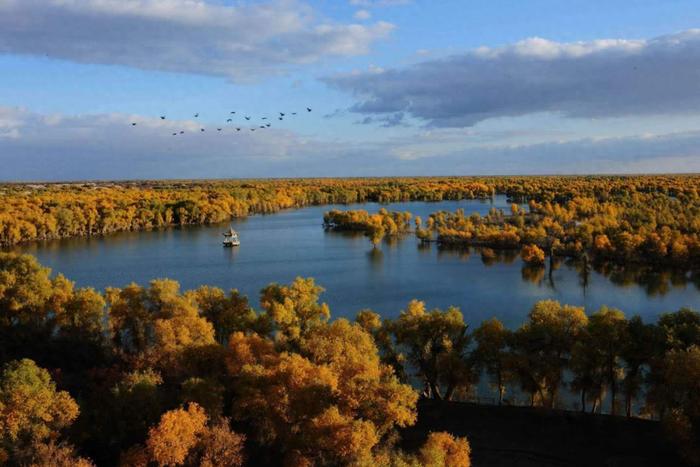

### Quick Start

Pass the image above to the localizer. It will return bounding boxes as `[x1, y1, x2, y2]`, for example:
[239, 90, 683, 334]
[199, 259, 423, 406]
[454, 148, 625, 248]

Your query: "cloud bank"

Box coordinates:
[327, 30, 700, 127]
[0, 0, 393, 81]
[2, 106, 700, 180]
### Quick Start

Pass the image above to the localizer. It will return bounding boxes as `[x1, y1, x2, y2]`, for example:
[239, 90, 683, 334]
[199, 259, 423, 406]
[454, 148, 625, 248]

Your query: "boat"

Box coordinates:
[222, 227, 240, 247]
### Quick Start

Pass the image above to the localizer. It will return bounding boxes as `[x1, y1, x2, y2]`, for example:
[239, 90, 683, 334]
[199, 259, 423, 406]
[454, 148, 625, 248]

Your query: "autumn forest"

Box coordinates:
[1, 176, 700, 466]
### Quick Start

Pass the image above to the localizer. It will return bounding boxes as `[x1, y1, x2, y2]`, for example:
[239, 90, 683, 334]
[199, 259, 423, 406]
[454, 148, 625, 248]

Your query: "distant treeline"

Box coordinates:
[3, 176, 700, 252]
[0, 252, 698, 465]
[0, 178, 493, 246]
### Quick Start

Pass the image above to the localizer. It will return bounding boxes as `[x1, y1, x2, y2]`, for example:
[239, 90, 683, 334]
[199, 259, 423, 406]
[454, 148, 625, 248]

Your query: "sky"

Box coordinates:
[1, 0, 700, 180]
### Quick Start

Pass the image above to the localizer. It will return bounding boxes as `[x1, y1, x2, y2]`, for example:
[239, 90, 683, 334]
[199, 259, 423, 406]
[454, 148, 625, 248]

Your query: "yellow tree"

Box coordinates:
[587, 306, 627, 414]
[260, 277, 330, 343]
[521, 244, 545, 265]
[472, 318, 512, 405]
[391, 300, 472, 400]
[227, 324, 417, 465]
[187, 286, 258, 344]
[146, 403, 208, 466]
[512, 300, 588, 407]
[0, 253, 54, 327]
[419, 432, 471, 467]
[0, 359, 79, 458]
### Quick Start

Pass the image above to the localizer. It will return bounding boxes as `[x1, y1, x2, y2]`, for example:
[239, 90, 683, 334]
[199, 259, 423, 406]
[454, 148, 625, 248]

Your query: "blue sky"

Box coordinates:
[1, 0, 700, 180]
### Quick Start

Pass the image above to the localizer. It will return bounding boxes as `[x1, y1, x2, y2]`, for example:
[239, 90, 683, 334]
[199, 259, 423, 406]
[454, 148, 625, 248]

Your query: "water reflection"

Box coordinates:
[11, 198, 700, 326]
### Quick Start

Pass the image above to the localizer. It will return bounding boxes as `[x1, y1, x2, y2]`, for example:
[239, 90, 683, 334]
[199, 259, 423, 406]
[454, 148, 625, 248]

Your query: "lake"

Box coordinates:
[12, 196, 700, 327]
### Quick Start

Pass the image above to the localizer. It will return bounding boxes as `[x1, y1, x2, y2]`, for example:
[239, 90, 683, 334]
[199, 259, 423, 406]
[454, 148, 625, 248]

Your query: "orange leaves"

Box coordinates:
[145, 403, 245, 467]
[0, 359, 79, 446]
[147, 403, 208, 466]
[260, 277, 330, 342]
[419, 432, 471, 467]
[323, 208, 412, 246]
[521, 244, 545, 265]
[226, 318, 418, 464]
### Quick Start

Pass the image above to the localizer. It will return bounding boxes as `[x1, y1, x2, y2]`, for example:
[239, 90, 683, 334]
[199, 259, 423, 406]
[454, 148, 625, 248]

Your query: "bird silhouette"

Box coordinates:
[194, 113, 199, 118]
[278, 117, 283, 120]
[172, 132, 177, 136]
[266, 123, 271, 127]
[292, 112, 297, 115]
[160, 116, 166, 120]
[230, 111, 236, 114]
[179, 131, 184, 134]
[236, 128, 241, 131]
[307, 108, 312, 112]
[200, 128, 205, 132]
[244, 116, 251, 120]
[250, 128, 256, 132]
[217, 128, 222, 131]
[131, 122, 137, 126]
[260, 125, 266, 129]
[226, 119, 233, 122]
[279, 112, 285, 117]
[262, 117, 267, 120]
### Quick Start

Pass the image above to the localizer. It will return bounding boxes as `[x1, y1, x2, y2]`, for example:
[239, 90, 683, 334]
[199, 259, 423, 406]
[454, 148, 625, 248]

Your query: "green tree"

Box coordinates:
[472, 318, 511, 405]
[588, 306, 627, 415]
[512, 300, 587, 407]
[391, 300, 471, 400]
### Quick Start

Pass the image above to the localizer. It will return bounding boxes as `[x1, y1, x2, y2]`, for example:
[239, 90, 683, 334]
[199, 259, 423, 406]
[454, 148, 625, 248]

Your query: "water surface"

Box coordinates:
[13, 197, 700, 326]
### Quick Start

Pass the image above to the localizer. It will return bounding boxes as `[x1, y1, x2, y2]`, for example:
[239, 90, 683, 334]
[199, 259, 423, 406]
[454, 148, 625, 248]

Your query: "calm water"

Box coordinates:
[12, 196, 700, 327]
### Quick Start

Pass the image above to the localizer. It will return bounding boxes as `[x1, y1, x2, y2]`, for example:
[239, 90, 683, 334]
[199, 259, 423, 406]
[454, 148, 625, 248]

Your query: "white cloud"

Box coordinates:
[2, 106, 700, 180]
[354, 9, 371, 20]
[0, 0, 394, 81]
[326, 29, 700, 127]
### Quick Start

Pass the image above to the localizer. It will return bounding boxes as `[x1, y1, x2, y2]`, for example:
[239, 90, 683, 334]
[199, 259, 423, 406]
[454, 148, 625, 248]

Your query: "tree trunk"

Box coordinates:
[429, 382, 442, 400]
[581, 390, 586, 413]
[497, 370, 503, 406]
[625, 394, 632, 418]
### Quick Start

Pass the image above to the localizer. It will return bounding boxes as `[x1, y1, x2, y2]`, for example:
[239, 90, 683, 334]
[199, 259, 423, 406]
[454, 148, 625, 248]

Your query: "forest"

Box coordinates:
[3, 176, 700, 271]
[0, 252, 698, 466]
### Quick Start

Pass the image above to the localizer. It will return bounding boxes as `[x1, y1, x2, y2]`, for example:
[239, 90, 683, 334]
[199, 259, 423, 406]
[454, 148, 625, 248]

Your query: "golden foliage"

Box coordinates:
[147, 403, 208, 466]
[419, 432, 471, 467]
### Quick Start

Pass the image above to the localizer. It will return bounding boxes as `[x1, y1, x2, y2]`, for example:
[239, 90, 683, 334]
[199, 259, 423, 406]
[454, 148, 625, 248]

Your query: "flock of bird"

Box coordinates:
[130, 108, 312, 136]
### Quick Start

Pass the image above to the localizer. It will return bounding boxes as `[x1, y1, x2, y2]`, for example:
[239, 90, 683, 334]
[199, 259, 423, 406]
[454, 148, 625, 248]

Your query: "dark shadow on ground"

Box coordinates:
[401, 399, 683, 467]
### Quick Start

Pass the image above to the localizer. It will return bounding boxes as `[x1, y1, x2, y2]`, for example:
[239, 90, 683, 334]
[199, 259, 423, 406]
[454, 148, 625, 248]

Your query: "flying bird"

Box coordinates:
[307, 108, 312, 112]
[236, 128, 241, 131]
[194, 113, 199, 118]
[200, 128, 205, 132]
[217, 128, 222, 131]
[172, 132, 177, 136]
[244, 116, 251, 120]
[266, 123, 271, 127]
[279, 112, 285, 117]
[262, 117, 267, 120]
[160, 116, 166, 120]
[230, 111, 236, 114]
[278, 117, 283, 120]
[292, 112, 297, 115]
[226, 119, 233, 122]
[131, 122, 137, 126]
[179, 131, 184, 134]
[250, 128, 256, 132]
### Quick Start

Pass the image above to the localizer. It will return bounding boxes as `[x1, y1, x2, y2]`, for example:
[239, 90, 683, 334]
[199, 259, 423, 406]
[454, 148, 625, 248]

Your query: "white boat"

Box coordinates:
[222, 227, 240, 247]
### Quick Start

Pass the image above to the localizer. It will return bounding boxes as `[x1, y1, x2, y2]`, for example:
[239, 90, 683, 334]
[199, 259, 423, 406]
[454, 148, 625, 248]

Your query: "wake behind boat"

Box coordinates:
[223, 226, 240, 247]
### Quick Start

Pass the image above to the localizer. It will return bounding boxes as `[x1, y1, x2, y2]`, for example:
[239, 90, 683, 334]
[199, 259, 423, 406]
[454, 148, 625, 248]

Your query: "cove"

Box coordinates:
[12, 196, 700, 327]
